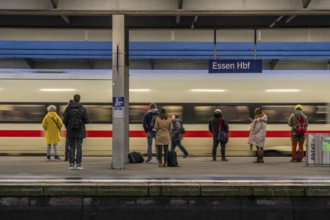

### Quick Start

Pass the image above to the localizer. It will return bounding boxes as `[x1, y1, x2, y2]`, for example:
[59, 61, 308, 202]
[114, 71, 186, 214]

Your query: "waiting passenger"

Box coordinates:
[248, 108, 267, 163]
[63, 99, 74, 161]
[208, 109, 229, 161]
[288, 104, 308, 162]
[170, 114, 189, 158]
[142, 103, 159, 163]
[41, 105, 63, 160]
[154, 108, 171, 167]
[63, 94, 89, 170]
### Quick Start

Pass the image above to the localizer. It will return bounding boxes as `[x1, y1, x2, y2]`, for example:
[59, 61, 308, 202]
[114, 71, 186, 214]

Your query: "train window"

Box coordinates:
[160, 105, 183, 119]
[59, 104, 112, 123]
[261, 105, 326, 123]
[130, 105, 149, 123]
[0, 104, 46, 122]
[194, 105, 249, 123]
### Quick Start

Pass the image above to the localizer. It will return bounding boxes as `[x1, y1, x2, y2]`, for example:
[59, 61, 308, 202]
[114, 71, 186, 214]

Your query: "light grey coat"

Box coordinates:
[248, 114, 268, 148]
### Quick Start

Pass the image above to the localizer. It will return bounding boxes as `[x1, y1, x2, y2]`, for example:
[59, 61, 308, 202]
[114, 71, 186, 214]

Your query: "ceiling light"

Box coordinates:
[40, 88, 77, 92]
[129, 89, 151, 92]
[191, 89, 226, 92]
[266, 89, 300, 92]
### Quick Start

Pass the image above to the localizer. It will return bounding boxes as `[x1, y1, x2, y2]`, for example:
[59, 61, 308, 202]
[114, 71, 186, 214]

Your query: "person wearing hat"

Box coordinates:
[288, 104, 308, 162]
[208, 108, 229, 161]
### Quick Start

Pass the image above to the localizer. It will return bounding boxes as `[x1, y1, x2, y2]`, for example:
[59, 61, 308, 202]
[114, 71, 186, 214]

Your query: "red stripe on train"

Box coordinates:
[0, 130, 329, 138]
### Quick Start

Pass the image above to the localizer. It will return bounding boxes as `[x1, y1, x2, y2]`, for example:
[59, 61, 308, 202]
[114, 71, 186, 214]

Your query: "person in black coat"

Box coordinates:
[63, 94, 89, 170]
[208, 109, 229, 161]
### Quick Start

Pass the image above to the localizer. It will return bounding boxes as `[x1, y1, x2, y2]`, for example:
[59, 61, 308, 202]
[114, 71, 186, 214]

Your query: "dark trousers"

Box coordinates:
[256, 146, 264, 161]
[69, 137, 83, 165]
[212, 140, 226, 160]
[157, 145, 169, 164]
[171, 139, 189, 156]
[65, 137, 70, 160]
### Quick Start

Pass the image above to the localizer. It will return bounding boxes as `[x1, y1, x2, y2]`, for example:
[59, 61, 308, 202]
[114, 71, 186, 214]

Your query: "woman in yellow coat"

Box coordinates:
[42, 105, 63, 160]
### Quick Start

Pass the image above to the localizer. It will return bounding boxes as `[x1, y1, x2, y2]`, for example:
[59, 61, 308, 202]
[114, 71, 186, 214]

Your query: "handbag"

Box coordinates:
[217, 118, 229, 143]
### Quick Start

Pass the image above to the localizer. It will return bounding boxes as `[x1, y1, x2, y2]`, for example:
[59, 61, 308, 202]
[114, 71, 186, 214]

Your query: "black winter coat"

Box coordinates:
[208, 113, 229, 141]
[63, 102, 89, 138]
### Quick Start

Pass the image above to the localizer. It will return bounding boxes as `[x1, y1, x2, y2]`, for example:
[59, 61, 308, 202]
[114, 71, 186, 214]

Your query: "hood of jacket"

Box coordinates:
[256, 113, 267, 123]
[213, 112, 222, 118]
[46, 111, 57, 118]
[148, 108, 158, 114]
[294, 109, 304, 116]
[68, 102, 83, 110]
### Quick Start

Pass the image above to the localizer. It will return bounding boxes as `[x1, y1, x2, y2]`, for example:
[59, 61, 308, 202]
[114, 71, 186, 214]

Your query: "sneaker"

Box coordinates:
[145, 159, 152, 163]
[47, 155, 50, 160]
[54, 156, 60, 160]
[68, 165, 75, 170]
[212, 158, 217, 161]
[221, 158, 228, 162]
[76, 165, 84, 170]
[290, 159, 296, 162]
[183, 154, 189, 158]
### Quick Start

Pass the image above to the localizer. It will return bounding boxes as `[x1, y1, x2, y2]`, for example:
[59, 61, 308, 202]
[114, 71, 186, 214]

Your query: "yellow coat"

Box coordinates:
[41, 112, 63, 144]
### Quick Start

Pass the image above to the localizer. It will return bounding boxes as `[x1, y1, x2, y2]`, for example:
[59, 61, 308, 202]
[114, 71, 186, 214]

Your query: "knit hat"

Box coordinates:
[214, 109, 222, 113]
[295, 104, 302, 110]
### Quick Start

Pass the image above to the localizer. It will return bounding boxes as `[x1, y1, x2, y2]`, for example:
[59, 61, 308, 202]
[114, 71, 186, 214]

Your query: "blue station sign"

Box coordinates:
[208, 59, 262, 73]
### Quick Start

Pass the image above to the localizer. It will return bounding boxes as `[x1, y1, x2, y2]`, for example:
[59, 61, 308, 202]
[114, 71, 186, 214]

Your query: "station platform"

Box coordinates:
[1, 156, 330, 220]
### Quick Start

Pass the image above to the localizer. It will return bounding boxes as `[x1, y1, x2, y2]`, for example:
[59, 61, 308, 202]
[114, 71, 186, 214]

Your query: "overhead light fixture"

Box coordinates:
[129, 89, 151, 92]
[191, 89, 226, 92]
[266, 89, 300, 92]
[40, 88, 77, 92]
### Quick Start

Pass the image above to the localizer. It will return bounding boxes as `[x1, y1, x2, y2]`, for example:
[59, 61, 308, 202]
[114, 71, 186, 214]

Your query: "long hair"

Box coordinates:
[159, 108, 168, 120]
[254, 107, 264, 119]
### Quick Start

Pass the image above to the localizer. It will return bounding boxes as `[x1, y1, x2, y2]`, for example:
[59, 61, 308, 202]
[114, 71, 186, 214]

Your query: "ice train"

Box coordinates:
[0, 69, 329, 157]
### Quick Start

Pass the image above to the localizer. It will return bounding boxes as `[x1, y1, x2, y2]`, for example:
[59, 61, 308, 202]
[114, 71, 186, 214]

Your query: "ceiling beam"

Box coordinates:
[302, 0, 312, 9]
[285, 0, 312, 24]
[60, 15, 71, 24]
[24, 58, 34, 69]
[270, 59, 279, 70]
[176, 0, 183, 25]
[50, 0, 59, 9]
[269, 15, 285, 28]
[2, 9, 330, 16]
[191, 15, 198, 29]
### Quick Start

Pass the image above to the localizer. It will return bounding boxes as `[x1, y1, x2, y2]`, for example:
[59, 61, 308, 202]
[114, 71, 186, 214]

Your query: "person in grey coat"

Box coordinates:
[248, 108, 267, 163]
[170, 114, 189, 158]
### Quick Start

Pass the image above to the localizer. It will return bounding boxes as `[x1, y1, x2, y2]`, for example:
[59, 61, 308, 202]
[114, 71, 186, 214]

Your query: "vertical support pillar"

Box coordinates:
[112, 14, 129, 169]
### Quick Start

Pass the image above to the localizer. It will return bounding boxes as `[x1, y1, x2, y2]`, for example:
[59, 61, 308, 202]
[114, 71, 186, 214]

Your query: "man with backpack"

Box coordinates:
[288, 104, 308, 162]
[63, 94, 89, 170]
[142, 103, 158, 163]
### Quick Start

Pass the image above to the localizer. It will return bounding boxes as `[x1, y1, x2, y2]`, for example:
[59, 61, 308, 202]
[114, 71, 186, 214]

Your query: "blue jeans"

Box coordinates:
[47, 144, 58, 156]
[69, 137, 83, 166]
[171, 139, 189, 156]
[147, 131, 156, 160]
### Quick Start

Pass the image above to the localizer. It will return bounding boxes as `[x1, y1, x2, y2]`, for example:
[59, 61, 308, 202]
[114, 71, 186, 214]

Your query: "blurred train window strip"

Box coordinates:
[194, 105, 250, 123]
[59, 104, 112, 123]
[261, 105, 326, 124]
[0, 104, 46, 122]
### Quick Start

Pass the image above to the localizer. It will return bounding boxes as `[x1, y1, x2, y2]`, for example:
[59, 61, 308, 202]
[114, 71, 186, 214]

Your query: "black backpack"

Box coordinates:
[128, 152, 144, 163]
[149, 114, 157, 130]
[167, 151, 179, 167]
[69, 108, 82, 130]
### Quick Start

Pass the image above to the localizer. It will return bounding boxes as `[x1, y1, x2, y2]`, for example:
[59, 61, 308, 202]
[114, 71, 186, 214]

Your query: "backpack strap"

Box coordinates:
[50, 117, 61, 132]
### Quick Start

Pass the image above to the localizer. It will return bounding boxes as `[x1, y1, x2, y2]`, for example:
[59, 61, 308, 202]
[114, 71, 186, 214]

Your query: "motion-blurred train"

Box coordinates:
[0, 69, 329, 157]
